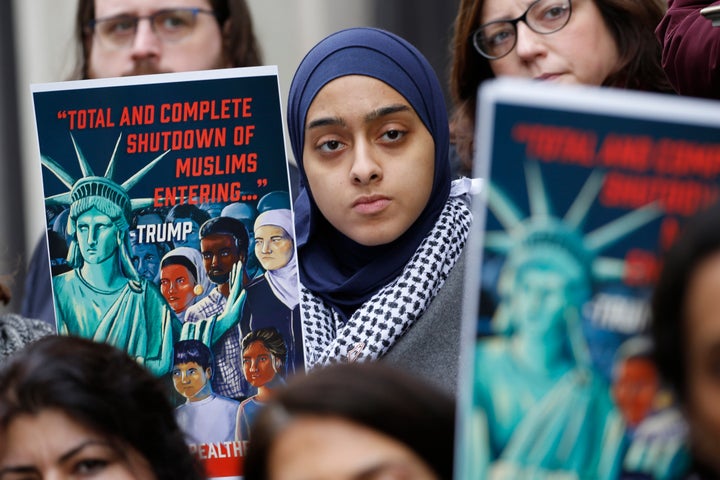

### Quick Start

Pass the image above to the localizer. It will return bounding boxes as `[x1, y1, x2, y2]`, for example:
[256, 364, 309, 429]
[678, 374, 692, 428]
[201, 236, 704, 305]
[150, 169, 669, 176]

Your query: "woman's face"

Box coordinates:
[160, 264, 197, 313]
[268, 416, 438, 480]
[303, 75, 435, 247]
[481, 0, 620, 86]
[254, 225, 293, 271]
[683, 251, 720, 471]
[0, 409, 156, 480]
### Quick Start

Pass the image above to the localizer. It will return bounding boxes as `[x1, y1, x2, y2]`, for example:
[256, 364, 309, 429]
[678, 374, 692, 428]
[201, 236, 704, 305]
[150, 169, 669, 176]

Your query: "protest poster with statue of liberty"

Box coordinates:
[31, 67, 303, 479]
[458, 78, 720, 480]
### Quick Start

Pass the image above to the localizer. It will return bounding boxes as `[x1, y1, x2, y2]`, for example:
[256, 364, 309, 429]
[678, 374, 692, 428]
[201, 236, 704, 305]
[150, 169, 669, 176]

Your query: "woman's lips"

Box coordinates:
[352, 195, 391, 215]
[535, 73, 562, 81]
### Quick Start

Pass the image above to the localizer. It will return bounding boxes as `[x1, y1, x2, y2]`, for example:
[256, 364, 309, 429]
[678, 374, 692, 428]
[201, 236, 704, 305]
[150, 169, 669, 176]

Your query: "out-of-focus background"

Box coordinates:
[0, 0, 459, 311]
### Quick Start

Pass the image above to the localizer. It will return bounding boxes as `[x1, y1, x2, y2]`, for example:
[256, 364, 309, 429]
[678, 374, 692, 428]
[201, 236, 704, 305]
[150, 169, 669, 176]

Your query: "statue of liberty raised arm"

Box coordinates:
[44, 133, 246, 377]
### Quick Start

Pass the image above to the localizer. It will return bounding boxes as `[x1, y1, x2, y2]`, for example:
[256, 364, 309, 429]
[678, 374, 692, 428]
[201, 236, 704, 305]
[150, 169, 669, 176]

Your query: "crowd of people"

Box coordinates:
[3, 0, 720, 478]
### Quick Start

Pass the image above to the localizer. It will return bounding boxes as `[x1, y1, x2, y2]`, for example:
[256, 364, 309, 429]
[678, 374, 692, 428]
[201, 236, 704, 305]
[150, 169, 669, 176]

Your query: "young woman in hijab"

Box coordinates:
[288, 27, 475, 392]
[240, 209, 302, 376]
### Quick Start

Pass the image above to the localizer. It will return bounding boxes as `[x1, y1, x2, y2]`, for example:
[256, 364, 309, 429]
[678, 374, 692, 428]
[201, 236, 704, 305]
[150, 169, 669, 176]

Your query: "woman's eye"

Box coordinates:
[381, 129, 406, 142]
[541, 4, 569, 21]
[488, 29, 513, 47]
[74, 458, 109, 475]
[318, 139, 344, 152]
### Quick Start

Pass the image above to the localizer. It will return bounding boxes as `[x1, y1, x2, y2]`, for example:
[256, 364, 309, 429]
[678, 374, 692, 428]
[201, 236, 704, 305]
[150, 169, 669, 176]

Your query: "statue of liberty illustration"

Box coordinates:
[469, 161, 664, 479]
[43, 133, 246, 377]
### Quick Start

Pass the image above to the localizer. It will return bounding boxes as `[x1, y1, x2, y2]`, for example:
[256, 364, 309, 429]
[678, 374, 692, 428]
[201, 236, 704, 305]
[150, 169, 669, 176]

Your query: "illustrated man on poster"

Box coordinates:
[185, 216, 250, 398]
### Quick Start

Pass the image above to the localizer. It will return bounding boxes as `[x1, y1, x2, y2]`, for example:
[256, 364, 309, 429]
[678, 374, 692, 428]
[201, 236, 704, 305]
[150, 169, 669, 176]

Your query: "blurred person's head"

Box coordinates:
[75, 0, 262, 79]
[0, 336, 202, 480]
[244, 362, 455, 480]
[652, 201, 720, 473]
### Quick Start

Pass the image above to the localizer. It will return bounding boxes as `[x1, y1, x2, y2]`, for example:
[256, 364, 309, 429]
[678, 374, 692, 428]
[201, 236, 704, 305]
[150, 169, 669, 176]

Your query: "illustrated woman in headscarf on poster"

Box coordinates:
[240, 208, 302, 376]
[160, 247, 212, 323]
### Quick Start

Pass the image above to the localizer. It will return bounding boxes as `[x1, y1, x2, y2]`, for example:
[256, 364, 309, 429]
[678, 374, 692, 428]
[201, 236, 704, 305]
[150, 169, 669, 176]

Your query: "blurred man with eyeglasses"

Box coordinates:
[74, 0, 262, 79]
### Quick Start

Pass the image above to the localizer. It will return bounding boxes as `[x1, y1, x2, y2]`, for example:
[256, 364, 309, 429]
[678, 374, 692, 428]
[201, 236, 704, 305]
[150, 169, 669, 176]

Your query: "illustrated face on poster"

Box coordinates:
[160, 263, 197, 314]
[242, 340, 278, 388]
[254, 225, 293, 271]
[505, 249, 589, 339]
[201, 234, 241, 285]
[132, 242, 162, 282]
[173, 361, 211, 400]
[612, 357, 658, 427]
[75, 208, 120, 265]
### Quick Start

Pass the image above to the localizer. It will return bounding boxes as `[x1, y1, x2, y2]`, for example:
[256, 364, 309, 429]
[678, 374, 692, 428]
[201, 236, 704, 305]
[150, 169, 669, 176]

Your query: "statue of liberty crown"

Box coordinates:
[42, 132, 171, 217]
[484, 162, 662, 283]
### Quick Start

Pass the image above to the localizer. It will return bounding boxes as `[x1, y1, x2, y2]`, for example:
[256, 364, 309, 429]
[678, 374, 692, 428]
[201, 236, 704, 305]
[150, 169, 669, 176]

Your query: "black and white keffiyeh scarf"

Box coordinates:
[300, 196, 472, 367]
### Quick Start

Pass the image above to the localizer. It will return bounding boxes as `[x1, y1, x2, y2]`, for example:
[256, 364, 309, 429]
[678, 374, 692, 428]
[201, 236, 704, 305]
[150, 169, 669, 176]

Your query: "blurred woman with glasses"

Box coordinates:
[448, 0, 672, 176]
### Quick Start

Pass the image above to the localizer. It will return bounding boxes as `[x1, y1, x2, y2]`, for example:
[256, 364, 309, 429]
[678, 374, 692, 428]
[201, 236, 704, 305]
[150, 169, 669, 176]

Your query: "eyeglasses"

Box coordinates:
[86, 8, 217, 50]
[471, 0, 572, 60]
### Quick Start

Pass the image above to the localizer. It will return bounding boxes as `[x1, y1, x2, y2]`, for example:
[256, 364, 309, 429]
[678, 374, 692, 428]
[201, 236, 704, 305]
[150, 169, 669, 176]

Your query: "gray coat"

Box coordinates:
[383, 252, 466, 394]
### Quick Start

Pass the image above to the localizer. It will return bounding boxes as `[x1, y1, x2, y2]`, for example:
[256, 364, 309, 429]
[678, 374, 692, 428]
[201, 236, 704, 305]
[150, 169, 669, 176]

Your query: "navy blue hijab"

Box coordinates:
[288, 27, 451, 319]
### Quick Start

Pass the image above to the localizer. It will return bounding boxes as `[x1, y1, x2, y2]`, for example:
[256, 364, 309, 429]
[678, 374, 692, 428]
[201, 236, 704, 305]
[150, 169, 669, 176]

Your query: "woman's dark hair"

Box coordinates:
[651, 202, 720, 405]
[244, 362, 456, 480]
[241, 328, 287, 375]
[73, 0, 263, 79]
[0, 336, 203, 480]
[448, 0, 672, 170]
[161, 255, 199, 283]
